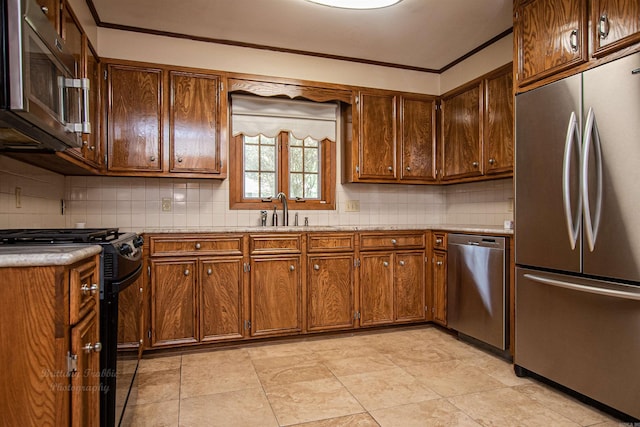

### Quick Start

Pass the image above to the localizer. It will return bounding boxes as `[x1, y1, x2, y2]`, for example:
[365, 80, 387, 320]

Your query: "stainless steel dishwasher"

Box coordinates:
[447, 234, 507, 350]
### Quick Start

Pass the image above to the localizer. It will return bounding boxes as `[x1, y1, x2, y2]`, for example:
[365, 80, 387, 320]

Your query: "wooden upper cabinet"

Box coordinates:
[400, 96, 437, 182]
[107, 64, 163, 172]
[35, 0, 60, 33]
[357, 92, 397, 180]
[169, 71, 222, 174]
[484, 67, 514, 175]
[515, 0, 588, 86]
[591, 0, 640, 58]
[82, 44, 101, 166]
[441, 81, 483, 181]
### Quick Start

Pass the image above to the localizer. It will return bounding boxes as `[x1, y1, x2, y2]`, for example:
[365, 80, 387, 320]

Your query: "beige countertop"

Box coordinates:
[0, 245, 102, 268]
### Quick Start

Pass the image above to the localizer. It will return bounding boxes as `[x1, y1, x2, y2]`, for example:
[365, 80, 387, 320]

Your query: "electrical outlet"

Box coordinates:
[15, 187, 21, 208]
[161, 198, 172, 212]
[345, 200, 360, 212]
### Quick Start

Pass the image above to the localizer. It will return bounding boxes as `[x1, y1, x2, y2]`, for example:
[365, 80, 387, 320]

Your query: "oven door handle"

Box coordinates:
[108, 264, 143, 294]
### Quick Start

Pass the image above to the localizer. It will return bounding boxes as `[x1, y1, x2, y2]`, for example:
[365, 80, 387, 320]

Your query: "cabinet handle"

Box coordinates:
[569, 29, 579, 52]
[41, 5, 49, 14]
[195, 243, 201, 249]
[488, 158, 495, 165]
[150, 155, 156, 162]
[599, 14, 609, 39]
[436, 261, 443, 266]
[387, 166, 393, 172]
[81, 283, 99, 296]
[184, 269, 190, 276]
[83, 342, 102, 353]
[383, 261, 389, 267]
[206, 268, 212, 275]
[313, 264, 320, 271]
[399, 260, 405, 266]
[406, 166, 411, 171]
[391, 239, 397, 245]
[290, 265, 296, 271]
[472, 161, 479, 168]
[177, 157, 183, 163]
[435, 238, 443, 245]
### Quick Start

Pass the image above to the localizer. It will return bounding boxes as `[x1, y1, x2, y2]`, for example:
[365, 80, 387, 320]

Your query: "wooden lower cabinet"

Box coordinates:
[250, 256, 302, 337]
[200, 257, 244, 341]
[395, 251, 427, 322]
[307, 254, 355, 331]
[432, 250, 448, 326]
[360, 252, 395, 326]
[0, 254, 101, 427]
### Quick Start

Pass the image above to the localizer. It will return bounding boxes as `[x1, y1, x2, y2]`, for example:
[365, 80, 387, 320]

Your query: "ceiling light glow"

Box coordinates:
[306, 0, 402, 10]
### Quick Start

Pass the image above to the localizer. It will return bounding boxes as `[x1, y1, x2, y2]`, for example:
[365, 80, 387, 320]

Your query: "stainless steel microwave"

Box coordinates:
[0, 0, 90, 151]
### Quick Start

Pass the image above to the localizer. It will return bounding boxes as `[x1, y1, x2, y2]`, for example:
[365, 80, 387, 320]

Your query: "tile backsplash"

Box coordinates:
[1, 156, 513, 231]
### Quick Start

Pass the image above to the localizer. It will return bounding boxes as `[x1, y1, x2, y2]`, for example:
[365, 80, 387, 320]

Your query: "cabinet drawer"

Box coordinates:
[250, 234, 302, 255]
[432, 232, 447, 251]
[70, 259, 100, 325]
[307, 233, 355, 253]
[359, 232, 425, 250]
[149, 235, 243, 256]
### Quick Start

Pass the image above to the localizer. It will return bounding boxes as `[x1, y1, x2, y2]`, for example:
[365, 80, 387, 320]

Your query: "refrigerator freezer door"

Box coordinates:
[582, 52, 640, 283]
[515, 75, 582, 273]
[515, 267, 640, 419]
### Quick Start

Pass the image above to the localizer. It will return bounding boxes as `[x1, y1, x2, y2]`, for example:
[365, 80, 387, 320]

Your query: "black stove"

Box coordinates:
[0, 228, 122, 244]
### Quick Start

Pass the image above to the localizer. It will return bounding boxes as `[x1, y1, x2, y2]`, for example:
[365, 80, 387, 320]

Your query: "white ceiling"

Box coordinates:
[90, 0, 513, 71]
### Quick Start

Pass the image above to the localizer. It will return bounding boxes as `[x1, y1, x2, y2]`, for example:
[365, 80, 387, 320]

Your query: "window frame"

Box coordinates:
[229, 131, 336, 210]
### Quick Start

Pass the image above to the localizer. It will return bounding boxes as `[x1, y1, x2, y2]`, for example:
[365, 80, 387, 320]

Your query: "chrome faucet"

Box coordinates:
[276, 192, 288, 226]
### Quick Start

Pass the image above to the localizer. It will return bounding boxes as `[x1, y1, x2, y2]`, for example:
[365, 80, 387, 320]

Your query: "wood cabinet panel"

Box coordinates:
[307, 233, 355, 252]
[516, 0, 588, 85]
[357, 92, 397, 180]
[250, 256, 301, 336]
[35, 0, 60, 33]
[83, 45, 101, 165]
[441, 82, 483, 181]
[484, 69, 514, 175]
[432, 232, 447, 251]
[107, 65, 163, 172]
[394, 252, 426, 322]
[400, 97, 437, 182]
[592, 0, 640, 57]
[307, 255, 355, 331]
[360, 253, 394, 326]
[150, 259, 198, 346]
[200, 258, 244, 341]
[70, 259, 99, 325]
[433, 251, 448, 326]
[169, 72, 221, 173]
[149, 235, 243, 256]
[250, 234, 302, 255]
[70, 308, 100, 427]
[359, 232, 425, 250]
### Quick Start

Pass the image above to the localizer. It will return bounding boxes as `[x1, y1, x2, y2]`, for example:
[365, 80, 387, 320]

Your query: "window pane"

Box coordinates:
[305, 174, 318, 199]
[260, 173, 276, 198]
[290, 147, 303, 172]
[244, 144, 259, 171]
[245, 135, 260, 144]
[290, 173, 303, 199]
[260, 145, 276, 172]
[244, 172, 259, 198]
[261, 135, 276, 145]
[304, 146, 319, 173]
[290, 134, 303, 146]
[305, 137, 318, 147]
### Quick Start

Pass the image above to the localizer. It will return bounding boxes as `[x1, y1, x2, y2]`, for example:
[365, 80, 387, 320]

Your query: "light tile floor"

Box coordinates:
[121, 325, 629, 427]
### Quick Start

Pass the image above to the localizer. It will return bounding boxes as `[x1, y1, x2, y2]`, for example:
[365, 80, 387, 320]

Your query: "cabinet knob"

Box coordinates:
[184, 269, 190, 276]
[207, 268, 212, 275]
[177, 157, 183, 163]
[387, 166, 393, 172]
[599, 14, 609, 39]
[436, 261, 443, 266]
[89, 145, 95, 151]
[83, 140, 88, 146]
[290, 265, 295, 271]
[383, 261, 389, 267]
[406, 166, 411, 171]
[195, 243, 201, 249]
[472, 161, 479, 168]
[488, 158, 495, 165]
[435, 238, 442, 245]
[150, 155, 156, 162]
[399, 260, 405, 266]
[41, 5, 49, 14]
[313, 264, 320, 271]
[391, 239, 397, 245]
[569, 29, 579, 52]
[83, 342, 102, 353]
[81, 283, 99, 296]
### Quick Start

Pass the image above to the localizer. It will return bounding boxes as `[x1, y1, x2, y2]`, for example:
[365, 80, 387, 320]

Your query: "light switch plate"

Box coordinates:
[345, 200, 360, 212]
[161, 198, 172, 212]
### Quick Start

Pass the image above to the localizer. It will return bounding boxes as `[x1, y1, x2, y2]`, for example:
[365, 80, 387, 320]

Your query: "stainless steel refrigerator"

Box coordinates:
[515, 51, 640, 420]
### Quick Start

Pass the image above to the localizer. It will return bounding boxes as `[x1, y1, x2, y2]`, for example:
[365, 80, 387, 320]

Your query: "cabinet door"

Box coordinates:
[433, 251, 447, 326]
[107, 64, 163, 172]
[150, 259, 198, 346]
[35, 0, 59, 33]
[516, 0, 588, 85]
[360, 253, 394, 326]
[70, 309, 100, 427]
[200, 257, 244, 342]
[169, 72, 221, 173]
[484, 70, 514, 175]
[357, 92, 397, 180]
[395, 252, 426, 322]
[591, 0, 640, 58]
[399, 96, 437, 182]
[441, 82, 483, 181]
[250, 256, 301, 337]
[82, 43, 101, 166]
[307, 254, 355, 331]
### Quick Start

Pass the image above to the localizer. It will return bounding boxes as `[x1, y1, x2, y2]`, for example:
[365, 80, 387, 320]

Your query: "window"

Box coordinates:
[229, 95, 337, 210]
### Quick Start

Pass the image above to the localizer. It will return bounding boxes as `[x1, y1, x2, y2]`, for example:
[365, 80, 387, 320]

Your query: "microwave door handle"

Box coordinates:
[81, 78, 91, 134]
[563, 111, 581, 250]
[58, 76, 67, 126]
[582, 107, 603, 252]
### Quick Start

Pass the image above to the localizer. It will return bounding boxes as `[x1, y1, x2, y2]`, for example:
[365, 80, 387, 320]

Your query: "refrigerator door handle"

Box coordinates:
[582, 107, 603, 252]
[562, 111, 581, 250]
[523, 273, 640, 301]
